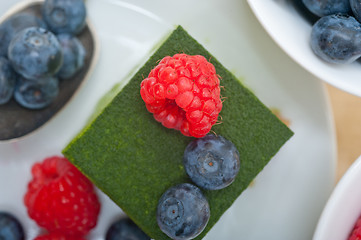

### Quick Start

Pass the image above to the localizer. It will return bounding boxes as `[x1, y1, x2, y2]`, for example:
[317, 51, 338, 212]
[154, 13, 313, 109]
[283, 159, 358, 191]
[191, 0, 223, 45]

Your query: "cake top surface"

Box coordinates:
[63, 25, 293, 239]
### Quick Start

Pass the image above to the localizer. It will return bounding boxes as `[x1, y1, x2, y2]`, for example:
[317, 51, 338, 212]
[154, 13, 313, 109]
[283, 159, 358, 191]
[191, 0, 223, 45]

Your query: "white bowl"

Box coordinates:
[313, 155, 361, 240]
[247, 0, 361, 97]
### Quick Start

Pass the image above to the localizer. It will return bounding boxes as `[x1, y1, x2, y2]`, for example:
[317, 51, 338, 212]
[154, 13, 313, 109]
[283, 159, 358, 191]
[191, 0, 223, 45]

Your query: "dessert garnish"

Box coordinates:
[183, 134, 240, 190]
[140, 54, 222, 138]
[157, 183, 210, 240]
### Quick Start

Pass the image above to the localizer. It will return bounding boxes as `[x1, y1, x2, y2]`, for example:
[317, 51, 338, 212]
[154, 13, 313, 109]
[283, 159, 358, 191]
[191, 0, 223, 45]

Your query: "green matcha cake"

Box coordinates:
[63, 26, 293, 239]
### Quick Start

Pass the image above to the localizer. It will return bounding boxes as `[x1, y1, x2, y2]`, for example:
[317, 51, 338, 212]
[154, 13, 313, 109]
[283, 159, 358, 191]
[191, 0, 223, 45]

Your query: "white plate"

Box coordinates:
[247, 0, 361, 97]
[0, 0, 336, 239]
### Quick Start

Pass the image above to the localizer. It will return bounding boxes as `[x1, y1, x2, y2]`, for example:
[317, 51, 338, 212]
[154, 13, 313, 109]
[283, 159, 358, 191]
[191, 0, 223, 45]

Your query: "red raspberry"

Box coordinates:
[24, 156, 100, 237]
[349, 226, 361, 240]
[348, 215, 361, 240]
[34, 232, 86, 240]
[140, 54, 222, 138]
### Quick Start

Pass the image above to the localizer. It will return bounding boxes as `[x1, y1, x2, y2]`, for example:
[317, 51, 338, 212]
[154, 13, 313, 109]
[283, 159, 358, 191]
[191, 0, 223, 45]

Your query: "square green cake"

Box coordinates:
[63, 26, 293, 239]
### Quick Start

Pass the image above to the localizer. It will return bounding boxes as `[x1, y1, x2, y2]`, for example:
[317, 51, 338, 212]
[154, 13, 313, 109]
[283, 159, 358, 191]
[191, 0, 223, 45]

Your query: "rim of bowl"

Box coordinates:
[314, 155, 361, 240]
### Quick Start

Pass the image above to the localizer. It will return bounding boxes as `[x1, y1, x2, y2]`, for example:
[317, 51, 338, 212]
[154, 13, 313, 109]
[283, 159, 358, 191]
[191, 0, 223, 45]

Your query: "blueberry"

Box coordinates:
[8, 27, 63, 80]
[106, 217, 150, 240]
[157, 183, 210, 240]
[302, 0, 351, 17]
[310, 14, 361, 64]
[56, 33, 85, 79]
[0, 12, 47, 57]
[183, 134, 240, 190]
[42, 0, 86, 34]
[14, 76, 59, 109]
[0, 212, 24, 240]
[0, 57, 16, 105]
[350, 0, 361, 22]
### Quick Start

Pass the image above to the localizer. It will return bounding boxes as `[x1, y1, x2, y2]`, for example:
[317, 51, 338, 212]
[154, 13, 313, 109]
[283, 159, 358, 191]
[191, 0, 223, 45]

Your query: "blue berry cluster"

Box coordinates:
[157, 134, 240, 239]
[302, 0, 361, 64]
[0, 0, 86, 109]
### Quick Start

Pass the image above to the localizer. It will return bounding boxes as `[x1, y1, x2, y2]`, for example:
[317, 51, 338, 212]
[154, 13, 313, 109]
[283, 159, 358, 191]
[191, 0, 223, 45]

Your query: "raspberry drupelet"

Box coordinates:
[140, 54, 222, 138]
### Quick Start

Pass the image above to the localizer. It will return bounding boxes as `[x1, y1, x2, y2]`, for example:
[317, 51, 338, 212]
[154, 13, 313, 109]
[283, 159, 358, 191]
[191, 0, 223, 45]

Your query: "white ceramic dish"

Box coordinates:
[0, 0, 336, 239]
[313, 155, 361, 240]
[247, 0, 361, 97]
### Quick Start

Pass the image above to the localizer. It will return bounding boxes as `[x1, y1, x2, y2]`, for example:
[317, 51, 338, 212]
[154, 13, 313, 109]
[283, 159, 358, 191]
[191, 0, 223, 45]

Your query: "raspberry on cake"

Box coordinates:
[24, 156, 100, 238]
[140, 54, 222, 138]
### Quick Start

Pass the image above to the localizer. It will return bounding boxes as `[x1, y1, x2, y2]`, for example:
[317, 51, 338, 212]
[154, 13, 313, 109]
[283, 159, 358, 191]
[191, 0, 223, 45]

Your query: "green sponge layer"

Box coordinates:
[63, 26, 293, 239]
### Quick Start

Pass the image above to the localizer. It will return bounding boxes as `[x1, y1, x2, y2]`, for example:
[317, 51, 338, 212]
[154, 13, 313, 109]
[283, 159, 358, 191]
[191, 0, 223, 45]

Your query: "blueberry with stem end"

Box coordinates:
[184, 134, 240, 190]
[157, 183, 210, 240]
[14, 76, 59, 109]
